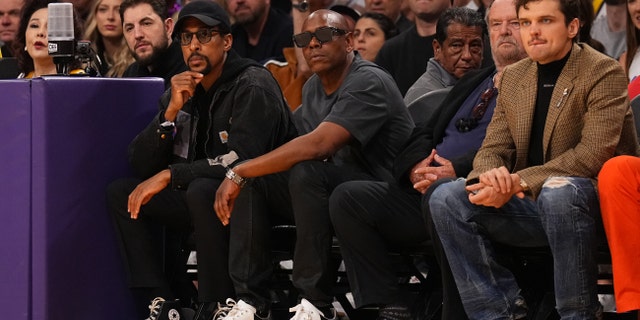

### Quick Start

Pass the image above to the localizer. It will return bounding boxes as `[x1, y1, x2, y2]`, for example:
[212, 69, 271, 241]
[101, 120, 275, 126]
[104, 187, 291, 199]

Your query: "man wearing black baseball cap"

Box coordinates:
[107, 1, 297, 319]
[173, 0, 232, 35]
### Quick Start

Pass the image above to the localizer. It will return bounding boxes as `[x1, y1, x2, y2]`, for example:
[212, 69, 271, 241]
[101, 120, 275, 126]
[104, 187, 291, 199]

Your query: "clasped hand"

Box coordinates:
[411, 149, 456, 194]
[465, 166, 526, 208]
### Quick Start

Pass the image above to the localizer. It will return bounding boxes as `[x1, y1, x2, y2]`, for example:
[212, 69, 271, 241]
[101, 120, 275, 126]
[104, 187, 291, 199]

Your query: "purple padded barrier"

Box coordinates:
[0, 80, 32, 320]
[30, 77, 163, 320]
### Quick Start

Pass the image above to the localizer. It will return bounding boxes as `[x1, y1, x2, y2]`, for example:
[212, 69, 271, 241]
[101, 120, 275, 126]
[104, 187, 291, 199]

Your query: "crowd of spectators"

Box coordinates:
[1, 0, 640, 319]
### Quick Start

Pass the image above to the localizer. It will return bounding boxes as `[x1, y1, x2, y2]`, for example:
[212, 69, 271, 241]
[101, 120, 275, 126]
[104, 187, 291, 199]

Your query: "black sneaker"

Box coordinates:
[146, 297, 186, 320]
[377, 303, 412, 320]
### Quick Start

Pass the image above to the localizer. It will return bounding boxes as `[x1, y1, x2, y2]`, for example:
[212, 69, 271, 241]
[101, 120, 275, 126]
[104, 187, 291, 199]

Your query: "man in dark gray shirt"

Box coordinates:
[214, 9, 414, 320]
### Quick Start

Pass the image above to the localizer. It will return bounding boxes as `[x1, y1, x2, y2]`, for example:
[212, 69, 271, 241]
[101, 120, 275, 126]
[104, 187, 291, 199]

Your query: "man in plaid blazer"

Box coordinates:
[428, 0, 639, 317]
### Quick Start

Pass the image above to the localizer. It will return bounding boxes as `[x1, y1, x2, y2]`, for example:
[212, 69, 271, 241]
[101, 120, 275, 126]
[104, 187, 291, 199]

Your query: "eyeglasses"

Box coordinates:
[455, 87, 497, 133]
[180, 28, 221, 46]
[292, 26, 348, 48]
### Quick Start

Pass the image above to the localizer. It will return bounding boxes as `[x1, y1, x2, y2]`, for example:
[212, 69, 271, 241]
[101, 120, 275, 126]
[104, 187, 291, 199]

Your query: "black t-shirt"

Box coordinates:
[294, 55, 414, 180]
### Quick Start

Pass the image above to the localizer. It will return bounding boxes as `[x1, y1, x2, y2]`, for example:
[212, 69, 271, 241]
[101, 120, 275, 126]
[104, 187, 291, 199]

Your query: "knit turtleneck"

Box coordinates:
[527, 48, 571, 166]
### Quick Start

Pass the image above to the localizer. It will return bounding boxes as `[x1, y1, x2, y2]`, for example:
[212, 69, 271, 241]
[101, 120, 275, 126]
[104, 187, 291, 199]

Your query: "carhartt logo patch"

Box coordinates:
[219, 131, 229, 143]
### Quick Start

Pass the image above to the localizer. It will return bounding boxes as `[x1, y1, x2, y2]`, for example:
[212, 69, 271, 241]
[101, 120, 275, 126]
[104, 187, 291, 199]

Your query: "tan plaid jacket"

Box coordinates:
[468, 43, 639, 198]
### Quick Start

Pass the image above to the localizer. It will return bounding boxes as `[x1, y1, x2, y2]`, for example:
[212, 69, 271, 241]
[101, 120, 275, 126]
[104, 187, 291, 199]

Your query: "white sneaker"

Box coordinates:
[289, 299, 336, 320]
[215, 299, 270, 320]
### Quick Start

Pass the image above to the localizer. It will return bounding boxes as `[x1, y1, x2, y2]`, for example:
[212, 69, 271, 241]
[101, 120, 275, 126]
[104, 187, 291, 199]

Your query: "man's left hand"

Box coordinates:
[466, 182, 513, 208]
[413, 154, 457, 194]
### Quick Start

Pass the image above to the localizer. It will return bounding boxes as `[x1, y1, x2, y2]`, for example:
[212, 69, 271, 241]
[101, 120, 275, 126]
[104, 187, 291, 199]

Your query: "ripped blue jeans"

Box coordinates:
[429, 177, 602, 320]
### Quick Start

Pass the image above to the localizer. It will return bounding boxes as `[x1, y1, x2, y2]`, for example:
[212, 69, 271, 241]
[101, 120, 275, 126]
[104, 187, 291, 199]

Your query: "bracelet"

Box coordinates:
[160, 120, 175, 129]
[225, 168, 248, 188]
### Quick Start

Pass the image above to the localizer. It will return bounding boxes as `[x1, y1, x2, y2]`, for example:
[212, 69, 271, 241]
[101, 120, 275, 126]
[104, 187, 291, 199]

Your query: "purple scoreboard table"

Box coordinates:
[0, 77, 164, 320]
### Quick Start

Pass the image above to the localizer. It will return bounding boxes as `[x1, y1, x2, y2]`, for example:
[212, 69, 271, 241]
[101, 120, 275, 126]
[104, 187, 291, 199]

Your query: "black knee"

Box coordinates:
[288, 160, 322, 191]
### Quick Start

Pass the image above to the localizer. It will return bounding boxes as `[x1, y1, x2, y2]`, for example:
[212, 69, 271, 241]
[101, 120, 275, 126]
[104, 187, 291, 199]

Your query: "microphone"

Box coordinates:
[47, 3, 75, 74]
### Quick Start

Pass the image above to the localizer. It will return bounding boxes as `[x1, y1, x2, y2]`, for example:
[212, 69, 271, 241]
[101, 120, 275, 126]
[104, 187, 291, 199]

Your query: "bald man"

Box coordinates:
[213, 9, 414, 320]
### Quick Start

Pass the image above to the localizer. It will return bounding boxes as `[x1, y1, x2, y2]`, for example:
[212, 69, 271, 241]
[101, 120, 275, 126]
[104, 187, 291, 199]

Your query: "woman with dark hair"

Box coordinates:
[83, 0, 134, 77]
[13, 0, 85, 78]
[353, 12, 398, 61]
[622, 0, 640, 81]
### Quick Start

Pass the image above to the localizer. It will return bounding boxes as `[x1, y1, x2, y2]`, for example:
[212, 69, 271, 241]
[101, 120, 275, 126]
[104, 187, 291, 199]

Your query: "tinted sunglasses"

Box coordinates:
[292, 26, 348, 48]
[455, 87, 497, 133]
[180, 28, 221, 46]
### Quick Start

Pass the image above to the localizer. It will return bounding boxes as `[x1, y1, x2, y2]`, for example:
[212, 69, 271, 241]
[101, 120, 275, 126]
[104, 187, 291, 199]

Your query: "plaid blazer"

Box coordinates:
[468, 43, 639, 198]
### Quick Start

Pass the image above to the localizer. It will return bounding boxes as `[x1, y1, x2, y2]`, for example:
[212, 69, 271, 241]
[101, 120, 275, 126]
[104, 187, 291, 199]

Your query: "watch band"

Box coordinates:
[292, 0, 309, 12]
[226, 168, 248, 188]
[519, 177, 531, 195]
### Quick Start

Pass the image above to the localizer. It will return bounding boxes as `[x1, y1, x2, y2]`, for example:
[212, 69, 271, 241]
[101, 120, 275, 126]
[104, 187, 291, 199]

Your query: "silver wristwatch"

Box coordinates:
[225, 168, 248, 188]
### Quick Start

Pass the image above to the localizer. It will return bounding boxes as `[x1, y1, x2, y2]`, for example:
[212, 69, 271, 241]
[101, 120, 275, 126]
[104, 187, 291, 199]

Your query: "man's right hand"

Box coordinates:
[128, 169, 171, 219]
[164, 71, 204, 121]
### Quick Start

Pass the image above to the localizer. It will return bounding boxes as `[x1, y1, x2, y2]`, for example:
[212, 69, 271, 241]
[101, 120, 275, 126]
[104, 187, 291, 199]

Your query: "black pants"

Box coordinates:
[230, 160, 373, 312]
[107, 177, 234, 314]
[422, 178, 468, 320]
[329, 181, 427, 308]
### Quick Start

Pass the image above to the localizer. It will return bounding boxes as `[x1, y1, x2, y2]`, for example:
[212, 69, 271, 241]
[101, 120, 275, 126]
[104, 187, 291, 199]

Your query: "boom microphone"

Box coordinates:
[47, 3, 74, 74]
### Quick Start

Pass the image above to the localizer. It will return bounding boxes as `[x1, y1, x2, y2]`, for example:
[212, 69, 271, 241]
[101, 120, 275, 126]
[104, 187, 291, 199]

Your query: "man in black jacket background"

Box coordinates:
[106, 2, 297, 319]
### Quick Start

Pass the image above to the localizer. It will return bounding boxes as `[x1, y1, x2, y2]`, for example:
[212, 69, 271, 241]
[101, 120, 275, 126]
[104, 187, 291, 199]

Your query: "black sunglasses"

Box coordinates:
[180, 28, 221, 46]
[455, 87, 497, 133]
[292, 26, 348, 48]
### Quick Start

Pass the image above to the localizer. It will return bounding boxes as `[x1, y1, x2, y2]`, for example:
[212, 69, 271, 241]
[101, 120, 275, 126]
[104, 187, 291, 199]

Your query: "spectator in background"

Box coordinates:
[620, 0, 640, 81]
[591, 0, 627, 59]
[0, 0, 22, 58]
[404, 7, 484, 104]
[120, 0, 187, 88]
[84, 0, 136, 76]
[375, 0, 451, 95]
[63, 0, 93, 23]
[353, 12, 398, 61]
[365, 0, 412, 31]
[13, 0, 85, 77]
[329, 4, 361, 30]
[228, 0, 292, 62]
[577, 0, 605, 53]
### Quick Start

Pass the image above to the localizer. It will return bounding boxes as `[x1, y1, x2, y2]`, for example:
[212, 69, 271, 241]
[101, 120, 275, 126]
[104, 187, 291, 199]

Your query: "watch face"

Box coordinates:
[293, 1, 309, 12]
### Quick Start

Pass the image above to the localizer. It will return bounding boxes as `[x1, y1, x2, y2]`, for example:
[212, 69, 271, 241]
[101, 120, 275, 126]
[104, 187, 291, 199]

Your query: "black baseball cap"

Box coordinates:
[173, 0, 231, 36]
[329, 5, 361, 24]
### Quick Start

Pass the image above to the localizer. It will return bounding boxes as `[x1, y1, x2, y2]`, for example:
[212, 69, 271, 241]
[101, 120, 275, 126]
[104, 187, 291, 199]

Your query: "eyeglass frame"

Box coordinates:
[179, 28, 222, 46]
[292, 26, 348, 48]
[455, 86, 497, 133]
